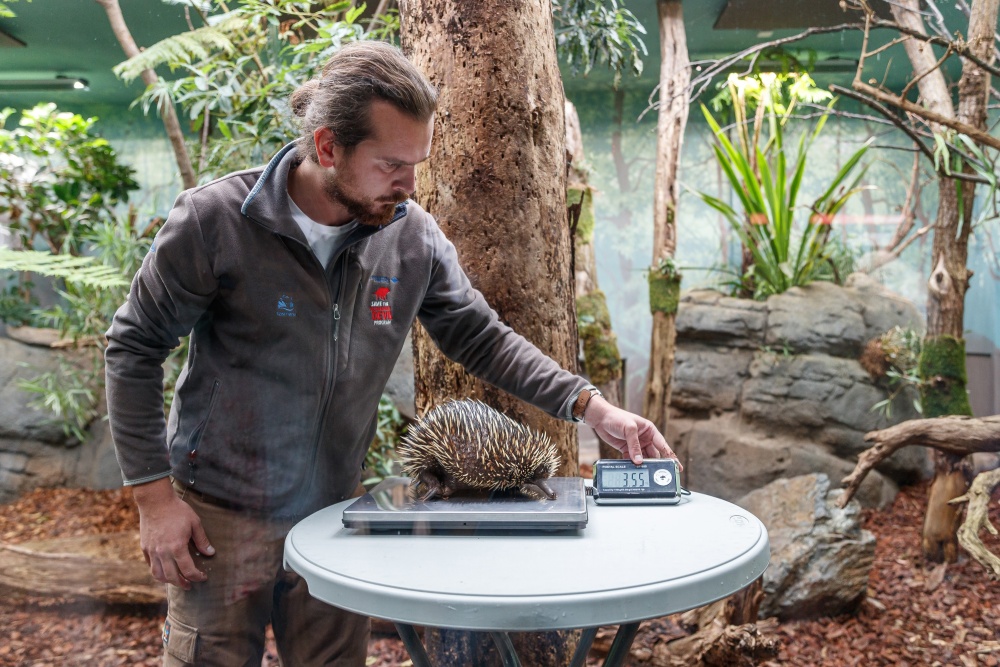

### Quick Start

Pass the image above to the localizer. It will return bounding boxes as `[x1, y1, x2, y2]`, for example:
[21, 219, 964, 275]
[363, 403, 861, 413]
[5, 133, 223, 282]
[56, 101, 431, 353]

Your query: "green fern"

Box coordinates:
[0, 250, 129, 288]
[112, 13, 246, 83]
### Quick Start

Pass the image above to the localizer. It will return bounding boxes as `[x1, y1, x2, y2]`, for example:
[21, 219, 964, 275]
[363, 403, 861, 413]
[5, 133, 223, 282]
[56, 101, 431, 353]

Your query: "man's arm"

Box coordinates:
[416, 219, 678, 466]
[105, 191, 220, 586]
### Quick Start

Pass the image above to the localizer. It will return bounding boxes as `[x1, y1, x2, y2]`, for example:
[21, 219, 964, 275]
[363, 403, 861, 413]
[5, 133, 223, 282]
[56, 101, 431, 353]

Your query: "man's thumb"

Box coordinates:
[192, 524, 215, 556]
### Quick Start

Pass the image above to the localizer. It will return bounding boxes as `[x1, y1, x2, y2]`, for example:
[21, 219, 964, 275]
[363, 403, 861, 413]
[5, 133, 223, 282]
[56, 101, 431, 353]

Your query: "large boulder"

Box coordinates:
[0, 336, 120, 502]
[670, 277, 930, 508]
[737, 474, 876, 621]
[676, 414, 897, 508]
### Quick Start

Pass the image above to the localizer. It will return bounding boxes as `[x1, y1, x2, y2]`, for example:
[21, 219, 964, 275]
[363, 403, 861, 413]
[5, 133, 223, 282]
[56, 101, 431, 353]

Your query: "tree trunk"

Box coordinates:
[889, 0, 999, 562]
[399, 1, 578, 663]
[643, 0, 690, 434]
[567, 101, 624, 461]
[95, 0, 197, 191]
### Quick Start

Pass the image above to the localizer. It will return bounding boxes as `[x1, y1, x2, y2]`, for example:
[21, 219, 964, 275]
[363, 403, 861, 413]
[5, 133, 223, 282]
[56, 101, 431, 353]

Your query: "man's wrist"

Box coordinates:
[572, 386, 603, 423]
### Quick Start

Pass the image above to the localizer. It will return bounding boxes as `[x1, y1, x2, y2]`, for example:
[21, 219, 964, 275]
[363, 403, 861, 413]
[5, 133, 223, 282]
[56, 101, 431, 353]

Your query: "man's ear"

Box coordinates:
[314, 127, 339, 168]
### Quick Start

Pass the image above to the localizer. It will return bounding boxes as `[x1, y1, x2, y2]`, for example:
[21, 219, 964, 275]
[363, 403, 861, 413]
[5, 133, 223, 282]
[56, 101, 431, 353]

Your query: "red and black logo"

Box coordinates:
[370, 286, 392, 325]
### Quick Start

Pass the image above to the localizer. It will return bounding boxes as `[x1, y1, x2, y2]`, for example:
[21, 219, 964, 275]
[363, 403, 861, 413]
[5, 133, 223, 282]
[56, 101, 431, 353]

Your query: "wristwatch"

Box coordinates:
[572, 387, 604, 423]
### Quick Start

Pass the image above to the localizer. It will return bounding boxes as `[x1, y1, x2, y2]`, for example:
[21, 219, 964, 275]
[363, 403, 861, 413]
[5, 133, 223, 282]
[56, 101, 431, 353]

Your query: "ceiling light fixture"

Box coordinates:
[0, 75, 90, 91]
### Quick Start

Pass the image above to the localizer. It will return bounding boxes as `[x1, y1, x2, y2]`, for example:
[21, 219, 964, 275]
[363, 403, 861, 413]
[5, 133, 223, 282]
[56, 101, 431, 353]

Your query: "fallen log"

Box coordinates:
[0, 531, 165, 605]
[840, 415, 1000, 507]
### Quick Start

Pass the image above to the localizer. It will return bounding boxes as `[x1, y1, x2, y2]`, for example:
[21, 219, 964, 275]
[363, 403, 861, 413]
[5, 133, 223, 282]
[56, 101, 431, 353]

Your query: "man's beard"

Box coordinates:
[323, 169, 409, 227]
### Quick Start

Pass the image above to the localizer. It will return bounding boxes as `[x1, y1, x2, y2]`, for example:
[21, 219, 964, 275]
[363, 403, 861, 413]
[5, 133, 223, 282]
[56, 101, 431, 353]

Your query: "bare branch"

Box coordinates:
[840, 415, 1000, 508]
[950, 467, 1000, 578]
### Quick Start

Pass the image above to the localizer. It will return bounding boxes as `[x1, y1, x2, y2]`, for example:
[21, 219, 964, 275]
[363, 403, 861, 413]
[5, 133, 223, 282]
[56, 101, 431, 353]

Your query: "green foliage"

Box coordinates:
[115, 0, 383, 179]
[0, 0, 24, 19]
[17, 356, 101, 443]
[693, 73, 872, 300]
[870, 326, 923, 418]
[553, 0, 647, 88]
[577, 290, 621, 386]
[0, 104, 138, 256]
[363, 395, 407, 488]
[0, 249, 129, 290]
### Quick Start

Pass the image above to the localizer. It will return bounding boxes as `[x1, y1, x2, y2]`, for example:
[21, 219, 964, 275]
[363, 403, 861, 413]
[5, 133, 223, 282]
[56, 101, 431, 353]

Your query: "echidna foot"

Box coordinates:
[415, 470, 457, 501]
[523, 478, 557, 500]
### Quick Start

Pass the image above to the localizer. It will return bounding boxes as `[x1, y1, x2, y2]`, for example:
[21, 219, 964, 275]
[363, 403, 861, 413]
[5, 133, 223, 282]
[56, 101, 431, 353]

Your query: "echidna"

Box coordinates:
[398, 399, 561, 501]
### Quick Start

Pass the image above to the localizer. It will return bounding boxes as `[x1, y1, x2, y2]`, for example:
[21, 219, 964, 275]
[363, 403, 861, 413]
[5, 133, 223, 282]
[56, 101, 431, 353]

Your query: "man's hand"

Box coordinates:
[132, 478, 215, 590]
[583, 396, 681, 468]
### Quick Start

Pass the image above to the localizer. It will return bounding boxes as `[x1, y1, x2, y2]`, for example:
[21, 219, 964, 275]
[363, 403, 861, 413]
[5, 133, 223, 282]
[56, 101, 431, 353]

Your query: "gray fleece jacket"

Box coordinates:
[104, 144, 587, 516]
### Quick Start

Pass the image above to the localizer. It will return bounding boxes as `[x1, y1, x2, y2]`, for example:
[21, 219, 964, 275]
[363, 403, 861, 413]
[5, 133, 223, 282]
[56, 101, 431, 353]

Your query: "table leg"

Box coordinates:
[601, 622, 640, 667]
[570, 627, 598, 667]
[394, 623, 434, 667]
[489, 631, 523, 667]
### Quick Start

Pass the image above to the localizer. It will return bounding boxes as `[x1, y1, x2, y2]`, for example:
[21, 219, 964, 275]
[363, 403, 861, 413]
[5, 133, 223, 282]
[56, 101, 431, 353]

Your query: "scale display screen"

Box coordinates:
[592, 459, 681, 505]
[600, 469, 649, 489]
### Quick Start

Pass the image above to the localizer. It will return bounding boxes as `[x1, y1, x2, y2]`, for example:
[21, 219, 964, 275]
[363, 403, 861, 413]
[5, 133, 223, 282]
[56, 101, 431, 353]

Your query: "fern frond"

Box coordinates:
[113, 14, 247, 83]
[0, 250, 129, 288]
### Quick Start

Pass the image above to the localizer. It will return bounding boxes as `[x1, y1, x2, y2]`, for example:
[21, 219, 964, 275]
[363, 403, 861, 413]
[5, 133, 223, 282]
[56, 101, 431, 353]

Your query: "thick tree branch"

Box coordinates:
[950, 467, 1000, 578]
[840, 415, 1000, 508]
[95, 0, 197, 190]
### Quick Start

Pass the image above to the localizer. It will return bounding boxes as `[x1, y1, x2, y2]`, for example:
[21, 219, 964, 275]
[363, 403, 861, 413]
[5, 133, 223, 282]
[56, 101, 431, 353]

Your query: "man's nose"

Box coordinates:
[394, 166, 416, 194]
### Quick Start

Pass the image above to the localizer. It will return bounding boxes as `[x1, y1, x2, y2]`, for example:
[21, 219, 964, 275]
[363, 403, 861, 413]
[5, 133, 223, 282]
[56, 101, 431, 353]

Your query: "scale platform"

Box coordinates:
[342, 476, 588, 532]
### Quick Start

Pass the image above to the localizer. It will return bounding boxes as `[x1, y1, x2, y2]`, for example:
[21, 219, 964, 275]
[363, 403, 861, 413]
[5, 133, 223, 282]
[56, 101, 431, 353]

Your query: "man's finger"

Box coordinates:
[624, 422, 643, 464]
[191, 522, 215, 558]
[177, 551, 207, 584]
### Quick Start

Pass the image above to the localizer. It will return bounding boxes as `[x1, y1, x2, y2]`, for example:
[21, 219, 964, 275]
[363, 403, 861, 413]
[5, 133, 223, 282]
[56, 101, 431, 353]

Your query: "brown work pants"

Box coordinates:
[162, 480, 370, 666]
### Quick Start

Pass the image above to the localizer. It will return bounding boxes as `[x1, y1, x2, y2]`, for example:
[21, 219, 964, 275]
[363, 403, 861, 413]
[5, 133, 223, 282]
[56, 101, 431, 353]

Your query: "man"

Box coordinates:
[105, 41, 675, 666]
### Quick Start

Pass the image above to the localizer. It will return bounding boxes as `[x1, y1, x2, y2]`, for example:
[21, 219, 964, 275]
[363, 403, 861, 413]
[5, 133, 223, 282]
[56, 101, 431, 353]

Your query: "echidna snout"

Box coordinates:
[398, 400, 561, 501]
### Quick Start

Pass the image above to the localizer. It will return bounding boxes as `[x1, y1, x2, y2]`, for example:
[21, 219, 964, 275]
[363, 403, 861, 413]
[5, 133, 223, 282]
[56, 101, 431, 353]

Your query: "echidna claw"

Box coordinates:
[526, 479, 557, 500]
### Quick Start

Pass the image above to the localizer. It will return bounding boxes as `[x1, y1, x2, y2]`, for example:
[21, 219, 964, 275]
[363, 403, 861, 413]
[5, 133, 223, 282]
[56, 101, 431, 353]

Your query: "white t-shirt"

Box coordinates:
[287, 196, 357, 270]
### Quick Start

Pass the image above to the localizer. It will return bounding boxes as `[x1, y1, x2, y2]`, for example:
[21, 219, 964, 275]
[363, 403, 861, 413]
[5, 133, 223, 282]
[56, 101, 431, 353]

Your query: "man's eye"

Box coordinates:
[383, 162, 400, 171]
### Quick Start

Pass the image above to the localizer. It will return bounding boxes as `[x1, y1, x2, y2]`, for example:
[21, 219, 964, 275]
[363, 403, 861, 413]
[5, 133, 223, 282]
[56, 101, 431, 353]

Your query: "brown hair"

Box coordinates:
[290, 41, 438, 162]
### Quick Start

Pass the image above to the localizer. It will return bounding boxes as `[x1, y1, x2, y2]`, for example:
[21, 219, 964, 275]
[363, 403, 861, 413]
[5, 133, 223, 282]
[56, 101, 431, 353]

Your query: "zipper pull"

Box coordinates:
[333, 303, 341, 341]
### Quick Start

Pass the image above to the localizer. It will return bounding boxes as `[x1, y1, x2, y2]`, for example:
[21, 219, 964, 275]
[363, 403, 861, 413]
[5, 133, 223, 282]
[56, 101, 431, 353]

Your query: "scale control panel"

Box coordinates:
[591, 458, 682, 505]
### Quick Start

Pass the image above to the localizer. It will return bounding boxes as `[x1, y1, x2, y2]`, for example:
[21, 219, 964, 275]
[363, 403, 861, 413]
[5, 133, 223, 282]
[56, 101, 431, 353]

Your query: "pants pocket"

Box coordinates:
[163, 615, 198, 663]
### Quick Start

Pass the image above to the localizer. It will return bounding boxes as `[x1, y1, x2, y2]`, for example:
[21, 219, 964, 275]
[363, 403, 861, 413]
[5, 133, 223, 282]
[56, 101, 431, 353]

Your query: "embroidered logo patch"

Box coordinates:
[370, 285, 393, 326]
[162, 619, 171, 646]
[277, 294, 296, 317]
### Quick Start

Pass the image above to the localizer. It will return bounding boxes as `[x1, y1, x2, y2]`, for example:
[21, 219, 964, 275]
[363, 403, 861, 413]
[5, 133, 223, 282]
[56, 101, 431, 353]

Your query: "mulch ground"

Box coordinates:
[0, 481, 997, 666]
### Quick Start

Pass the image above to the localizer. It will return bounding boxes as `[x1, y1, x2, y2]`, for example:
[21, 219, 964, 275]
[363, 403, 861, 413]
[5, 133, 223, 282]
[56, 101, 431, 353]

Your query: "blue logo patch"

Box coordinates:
[162, 619, 171, 646]
[372, 275, 399, 284]
[277, 294, 296, 317]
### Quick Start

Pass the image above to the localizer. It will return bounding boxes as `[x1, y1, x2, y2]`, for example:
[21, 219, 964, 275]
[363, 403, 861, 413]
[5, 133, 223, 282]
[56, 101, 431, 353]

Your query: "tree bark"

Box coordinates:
[567, 100, 624, 461]
[95, 0, 197, 190]
[888, 0, 999, 563]
[399, 1, 578, 663]
[643, 0, 690, 434]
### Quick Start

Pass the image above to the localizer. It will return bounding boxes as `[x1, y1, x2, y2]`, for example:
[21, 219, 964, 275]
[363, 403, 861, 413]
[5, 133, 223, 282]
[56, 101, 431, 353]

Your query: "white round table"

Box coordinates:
[284, 488, 769, 666]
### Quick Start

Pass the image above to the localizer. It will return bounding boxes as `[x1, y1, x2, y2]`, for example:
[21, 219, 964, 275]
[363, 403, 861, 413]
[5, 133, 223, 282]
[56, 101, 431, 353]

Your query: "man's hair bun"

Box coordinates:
[290, 79, 319, 118]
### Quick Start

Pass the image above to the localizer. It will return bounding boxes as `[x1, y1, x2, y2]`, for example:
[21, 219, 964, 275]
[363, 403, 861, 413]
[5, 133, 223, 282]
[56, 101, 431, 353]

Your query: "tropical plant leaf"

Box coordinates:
[0, 250, 128, 288]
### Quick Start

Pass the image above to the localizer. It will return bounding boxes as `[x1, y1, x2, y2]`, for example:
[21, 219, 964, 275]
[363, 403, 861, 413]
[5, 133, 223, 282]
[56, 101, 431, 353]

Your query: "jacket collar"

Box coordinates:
[241, 142, 409, 241]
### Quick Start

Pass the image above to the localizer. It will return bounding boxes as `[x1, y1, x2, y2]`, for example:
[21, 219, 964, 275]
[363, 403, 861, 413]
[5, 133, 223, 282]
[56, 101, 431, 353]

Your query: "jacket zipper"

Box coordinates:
[188, 379, 221, 485]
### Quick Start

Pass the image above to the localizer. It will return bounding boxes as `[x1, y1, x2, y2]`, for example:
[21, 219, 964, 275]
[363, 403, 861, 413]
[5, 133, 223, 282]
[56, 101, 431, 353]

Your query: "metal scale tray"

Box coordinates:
[341, 477, 588, 532]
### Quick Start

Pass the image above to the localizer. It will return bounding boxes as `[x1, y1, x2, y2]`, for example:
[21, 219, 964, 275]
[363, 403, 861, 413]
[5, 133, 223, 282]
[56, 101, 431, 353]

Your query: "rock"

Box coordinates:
[678, 414, 897, 509]
[740, 352, 928, 482]
[737, 474, 876, 621]
[671, 346, 755, 413]
[765, 282, 867, 357]
[0, 337, 72, 443]
[844, 273, 924, 341]
[676, 289, 767, 349]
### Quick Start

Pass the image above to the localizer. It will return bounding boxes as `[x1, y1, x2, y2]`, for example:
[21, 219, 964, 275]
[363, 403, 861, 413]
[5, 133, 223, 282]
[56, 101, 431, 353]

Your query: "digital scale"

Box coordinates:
[342, 476, 589, 531]
[341, 459, 683, 532]
[590, 458, 682, 505]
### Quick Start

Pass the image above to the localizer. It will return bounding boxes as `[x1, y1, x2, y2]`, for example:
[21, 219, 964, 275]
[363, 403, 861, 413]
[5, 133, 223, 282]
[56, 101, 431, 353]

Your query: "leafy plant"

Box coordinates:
[113, 0, 382, 180]
[553, 0, 647, 88]
[870, 326, 923, 418]
[0, 104, 138, 257]
[694, 73, 872, 300]
[363, 394, 408, 488]
[17, 356, 102, 443]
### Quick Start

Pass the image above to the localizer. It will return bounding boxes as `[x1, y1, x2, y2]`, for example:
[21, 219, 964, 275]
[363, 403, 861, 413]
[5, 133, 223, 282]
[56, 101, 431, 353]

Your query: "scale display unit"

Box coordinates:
[590, 458, 682, 505]
[342, 476, 588, 531]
